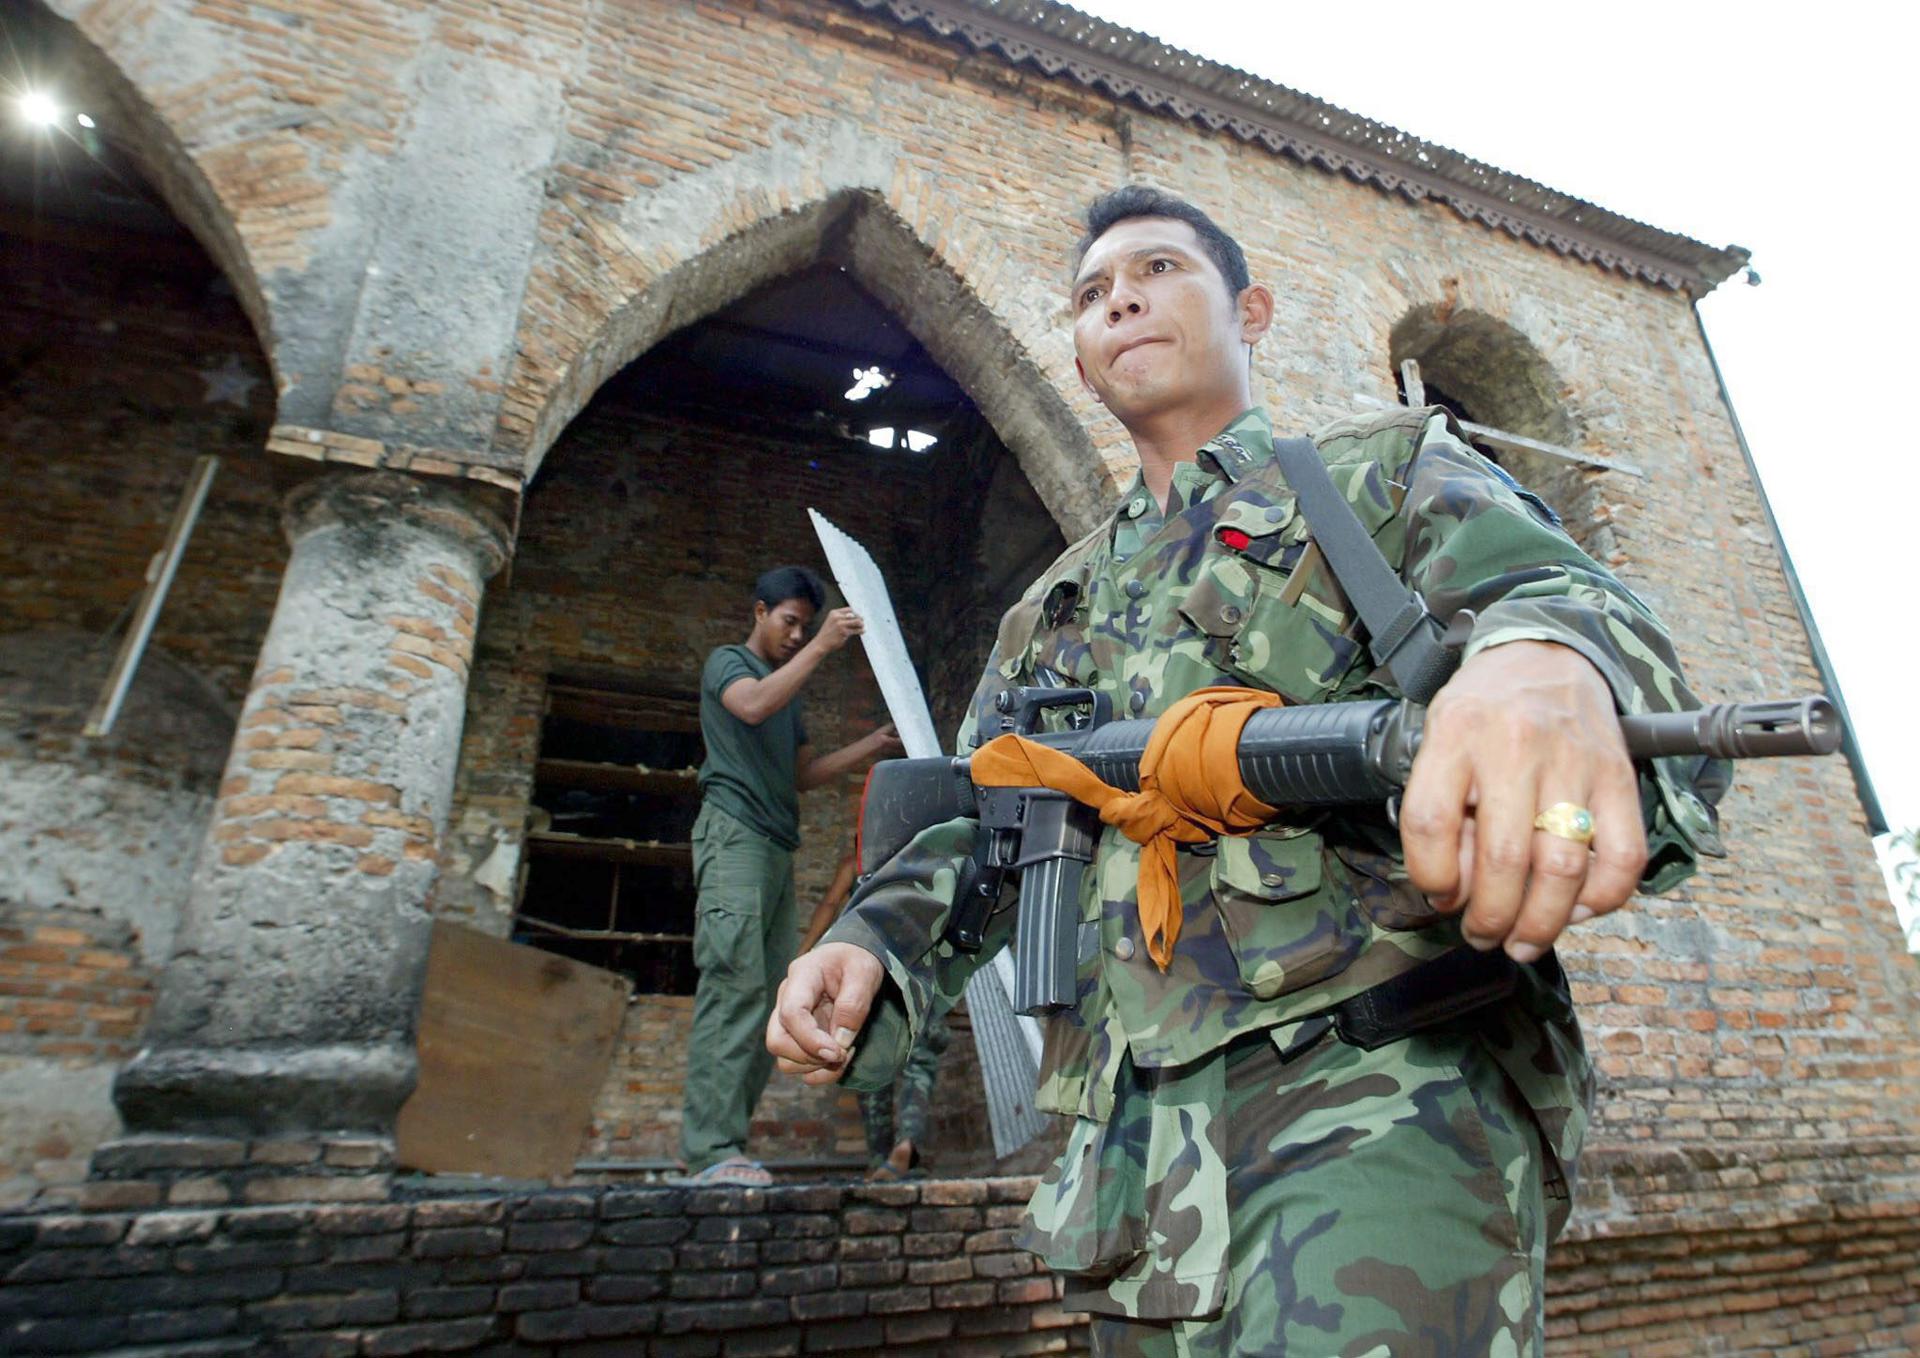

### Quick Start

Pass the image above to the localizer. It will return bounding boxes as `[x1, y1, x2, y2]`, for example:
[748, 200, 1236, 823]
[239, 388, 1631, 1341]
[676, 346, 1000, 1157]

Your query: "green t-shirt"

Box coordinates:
[697, 644, 808, 850]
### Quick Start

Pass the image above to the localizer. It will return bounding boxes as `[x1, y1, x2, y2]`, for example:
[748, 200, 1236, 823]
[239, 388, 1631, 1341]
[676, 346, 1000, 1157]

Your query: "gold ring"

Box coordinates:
[1533, 802, 1596, 844]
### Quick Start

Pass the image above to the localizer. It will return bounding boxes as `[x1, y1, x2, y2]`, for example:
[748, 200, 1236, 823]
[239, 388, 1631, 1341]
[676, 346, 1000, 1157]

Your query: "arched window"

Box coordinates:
[1389, 305, 1615, 556]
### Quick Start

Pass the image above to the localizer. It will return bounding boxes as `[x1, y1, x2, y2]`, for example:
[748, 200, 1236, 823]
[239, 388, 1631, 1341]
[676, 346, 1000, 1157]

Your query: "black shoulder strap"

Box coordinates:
[1270, 436, 1459, 702]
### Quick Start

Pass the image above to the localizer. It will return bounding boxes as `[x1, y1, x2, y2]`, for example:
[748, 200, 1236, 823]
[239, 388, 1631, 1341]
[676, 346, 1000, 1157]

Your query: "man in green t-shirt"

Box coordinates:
[681, 564, 902, 1184]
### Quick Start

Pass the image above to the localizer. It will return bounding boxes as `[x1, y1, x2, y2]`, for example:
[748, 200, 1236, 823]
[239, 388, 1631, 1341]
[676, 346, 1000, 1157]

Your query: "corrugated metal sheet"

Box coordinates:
[965, 952, 1049, 1159]
[843, 0, 1750, 293]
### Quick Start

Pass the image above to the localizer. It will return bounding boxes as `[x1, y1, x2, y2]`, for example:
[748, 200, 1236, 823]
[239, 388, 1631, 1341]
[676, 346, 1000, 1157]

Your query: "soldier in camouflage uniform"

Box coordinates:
[768, 186, 1719, 1355]
[855, 992, 953, 1177]
[801, 849, 957, 1178]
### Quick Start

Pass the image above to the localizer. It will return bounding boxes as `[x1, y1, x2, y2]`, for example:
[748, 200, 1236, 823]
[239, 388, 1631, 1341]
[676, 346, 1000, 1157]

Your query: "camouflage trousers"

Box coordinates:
[857, 994, 955, 1162]
[1028, 1022, 1558, 1358]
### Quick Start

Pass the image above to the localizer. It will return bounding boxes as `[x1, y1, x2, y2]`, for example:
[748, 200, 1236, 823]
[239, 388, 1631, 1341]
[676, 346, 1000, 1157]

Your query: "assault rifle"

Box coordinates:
[856, 690, 1842, 1018]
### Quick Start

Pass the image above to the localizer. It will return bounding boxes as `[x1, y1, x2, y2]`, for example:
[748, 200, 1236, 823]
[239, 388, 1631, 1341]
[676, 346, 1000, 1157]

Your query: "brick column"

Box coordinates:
[112, 471, 510, 1139]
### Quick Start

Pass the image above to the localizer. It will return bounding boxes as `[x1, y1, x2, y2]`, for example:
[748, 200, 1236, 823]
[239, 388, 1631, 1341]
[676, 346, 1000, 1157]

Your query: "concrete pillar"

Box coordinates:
[113, 472, 509, 1138]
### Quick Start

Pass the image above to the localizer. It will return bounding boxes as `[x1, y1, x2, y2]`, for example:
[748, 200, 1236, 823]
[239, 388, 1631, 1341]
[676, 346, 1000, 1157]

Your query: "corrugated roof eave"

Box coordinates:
[842, 0, 1751, 294]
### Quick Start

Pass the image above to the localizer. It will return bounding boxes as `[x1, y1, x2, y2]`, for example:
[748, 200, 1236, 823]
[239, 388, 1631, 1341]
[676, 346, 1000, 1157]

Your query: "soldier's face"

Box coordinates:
[755, 597, 817, 662]
[1069, 217, 1256, 424]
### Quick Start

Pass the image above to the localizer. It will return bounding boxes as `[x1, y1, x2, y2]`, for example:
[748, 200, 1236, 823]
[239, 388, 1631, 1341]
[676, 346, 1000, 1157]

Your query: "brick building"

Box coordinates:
[1, 0, 1914, 1354]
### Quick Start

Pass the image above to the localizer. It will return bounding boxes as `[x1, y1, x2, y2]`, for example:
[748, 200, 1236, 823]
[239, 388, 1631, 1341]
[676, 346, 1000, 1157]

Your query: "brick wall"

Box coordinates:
[10, 0, 1918, 1346]
[1548, 1142, 1920, 1355]
[0, 236, 285, 702]
[0, 230, 285, 1203]
[0, 910, 152, 1070]
[0, 908, 155, 1199]
[5, 1170, 1919, 1356]
[0, 1179, 1089, 1357]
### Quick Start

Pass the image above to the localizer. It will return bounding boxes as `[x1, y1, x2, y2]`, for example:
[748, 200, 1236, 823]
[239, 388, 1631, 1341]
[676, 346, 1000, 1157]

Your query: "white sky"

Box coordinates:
[1071, 0, 1919, 839]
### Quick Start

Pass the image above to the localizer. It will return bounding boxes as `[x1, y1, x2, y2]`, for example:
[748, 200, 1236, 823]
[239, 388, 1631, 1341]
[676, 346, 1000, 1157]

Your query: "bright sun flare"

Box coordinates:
[17, 90, 61, 126]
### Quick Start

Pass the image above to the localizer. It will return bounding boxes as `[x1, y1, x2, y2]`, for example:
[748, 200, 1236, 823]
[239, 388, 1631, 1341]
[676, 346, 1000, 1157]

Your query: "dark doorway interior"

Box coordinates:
[513, 677, 705, 996]
[495, 263, 1065, 1015]
[598, 260, 976, 457]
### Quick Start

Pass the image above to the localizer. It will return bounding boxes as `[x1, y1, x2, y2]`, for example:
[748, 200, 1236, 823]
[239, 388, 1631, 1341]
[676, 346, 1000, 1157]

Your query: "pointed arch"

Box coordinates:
[517, 185, 1108, 538]
[1388, 300, 1611, 554]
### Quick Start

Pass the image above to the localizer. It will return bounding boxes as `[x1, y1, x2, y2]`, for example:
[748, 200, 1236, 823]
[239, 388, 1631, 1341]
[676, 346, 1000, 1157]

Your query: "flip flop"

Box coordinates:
[681, 1155, 772, 1187]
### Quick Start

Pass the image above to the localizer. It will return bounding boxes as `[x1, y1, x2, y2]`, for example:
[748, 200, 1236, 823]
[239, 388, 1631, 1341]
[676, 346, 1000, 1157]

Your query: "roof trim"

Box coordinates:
[843, 0, 1751, 293]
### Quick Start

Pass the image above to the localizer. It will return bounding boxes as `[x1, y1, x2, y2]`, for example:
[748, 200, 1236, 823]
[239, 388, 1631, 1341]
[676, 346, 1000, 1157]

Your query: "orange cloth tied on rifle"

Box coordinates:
[969, 686, 1284, 972]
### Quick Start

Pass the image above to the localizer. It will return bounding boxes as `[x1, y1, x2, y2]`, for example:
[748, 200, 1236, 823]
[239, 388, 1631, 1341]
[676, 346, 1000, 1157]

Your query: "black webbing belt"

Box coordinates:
[1326, 946, 1524, 1051]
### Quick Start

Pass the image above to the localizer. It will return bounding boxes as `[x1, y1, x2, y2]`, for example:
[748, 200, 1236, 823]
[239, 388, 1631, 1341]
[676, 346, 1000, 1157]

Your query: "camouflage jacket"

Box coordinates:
[825, 405, 1719, 1154]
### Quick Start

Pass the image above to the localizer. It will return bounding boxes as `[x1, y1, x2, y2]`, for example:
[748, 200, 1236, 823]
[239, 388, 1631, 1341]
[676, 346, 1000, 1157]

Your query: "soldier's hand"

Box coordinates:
[1399, 640, 1646, 962]
[814, 607, 865, 653]
[767, 942, 884, 1085]
[869, 723, 905, 758]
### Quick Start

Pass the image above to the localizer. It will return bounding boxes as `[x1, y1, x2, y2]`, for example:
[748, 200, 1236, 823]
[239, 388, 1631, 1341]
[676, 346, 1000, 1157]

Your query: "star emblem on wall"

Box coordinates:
[197, 353, 259, 409]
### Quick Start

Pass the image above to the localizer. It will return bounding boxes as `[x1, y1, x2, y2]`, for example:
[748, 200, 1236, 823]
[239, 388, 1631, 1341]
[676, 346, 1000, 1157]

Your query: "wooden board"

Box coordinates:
[535, 757, 699, 796]
[525, 830, 693, 868]
[396, 921, 632, 1180]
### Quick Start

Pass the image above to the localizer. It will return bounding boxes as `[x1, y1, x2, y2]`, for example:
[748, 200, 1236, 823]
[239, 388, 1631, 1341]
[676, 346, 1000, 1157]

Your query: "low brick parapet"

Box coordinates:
[0, 1175, 1088, 1356]
[6, 1165, 1920, 1355]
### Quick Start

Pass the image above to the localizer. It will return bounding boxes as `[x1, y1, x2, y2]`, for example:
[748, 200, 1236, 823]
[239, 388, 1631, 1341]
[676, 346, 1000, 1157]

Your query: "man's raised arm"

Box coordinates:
[721, 606, 865, 725]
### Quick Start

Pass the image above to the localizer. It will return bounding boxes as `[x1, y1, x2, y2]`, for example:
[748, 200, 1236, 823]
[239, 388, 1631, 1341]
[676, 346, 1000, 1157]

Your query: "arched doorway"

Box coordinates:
[433, 229, 1067, 1178]
[0, 4, 283, 1204]
[520, 190, 1106, 538]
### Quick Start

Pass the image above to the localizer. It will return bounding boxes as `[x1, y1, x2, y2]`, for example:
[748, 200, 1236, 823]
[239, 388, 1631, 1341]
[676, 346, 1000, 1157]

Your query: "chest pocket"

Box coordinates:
[1177, 512, 1353, 704]
[1184, 460, 1401, 704]
[1029, 580, 1099, 687]
[996, 576, 1101, 725]
[1175, 492, 1296, 637]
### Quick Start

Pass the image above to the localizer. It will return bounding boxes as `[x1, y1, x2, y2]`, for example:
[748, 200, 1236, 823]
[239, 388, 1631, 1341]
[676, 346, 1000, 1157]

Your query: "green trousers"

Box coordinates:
[1040, 1023, 1555, 1358]
[680, 802, 796, 1172]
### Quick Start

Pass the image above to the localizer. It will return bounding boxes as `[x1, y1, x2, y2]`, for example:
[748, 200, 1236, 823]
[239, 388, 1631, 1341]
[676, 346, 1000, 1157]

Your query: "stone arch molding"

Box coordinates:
[36, 0, 578, 454]
[1389, 304, 1577, 446]
[1367, 259, 1628, 450]
[48, 16, 1111, 530]
[1380, 275, 1615, 553]
[517, 129, 1109, 537]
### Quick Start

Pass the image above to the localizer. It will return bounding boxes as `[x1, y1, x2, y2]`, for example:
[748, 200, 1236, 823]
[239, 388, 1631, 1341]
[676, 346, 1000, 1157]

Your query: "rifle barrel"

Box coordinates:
[1618, 697, 1840, 760]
